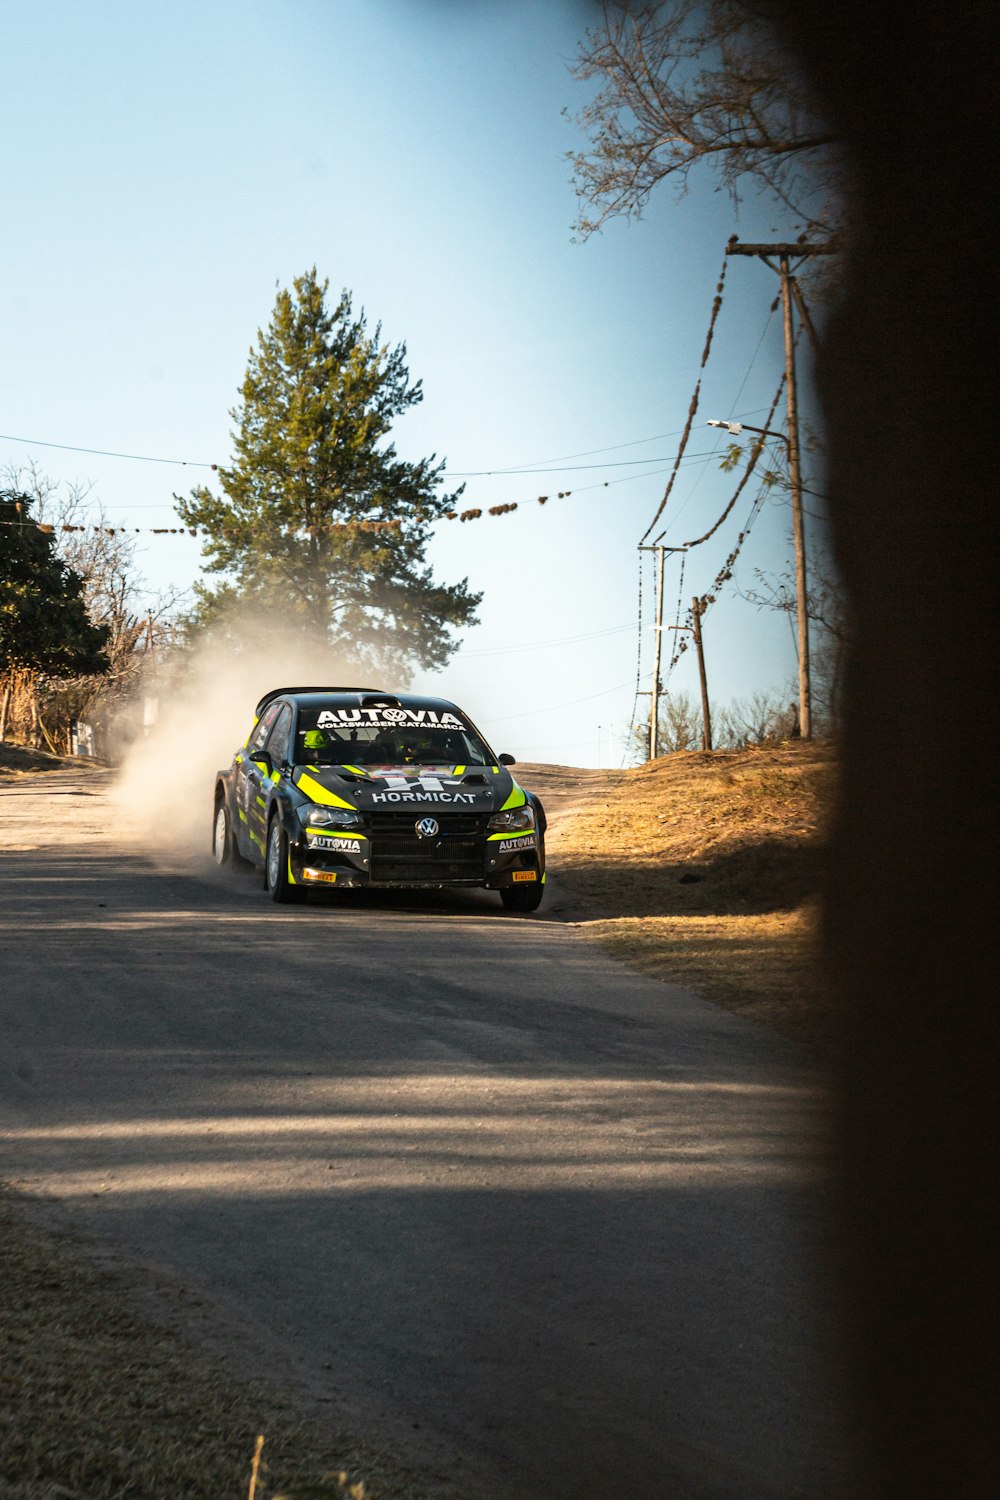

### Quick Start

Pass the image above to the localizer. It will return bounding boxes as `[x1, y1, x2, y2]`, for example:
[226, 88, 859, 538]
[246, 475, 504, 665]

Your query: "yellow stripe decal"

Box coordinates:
[500, 782, 526, 811]
[487, 831, 535, 842]
[294, 770, 356, 809]
[343, 764, 368, 776]
[306, 827, 367, 840]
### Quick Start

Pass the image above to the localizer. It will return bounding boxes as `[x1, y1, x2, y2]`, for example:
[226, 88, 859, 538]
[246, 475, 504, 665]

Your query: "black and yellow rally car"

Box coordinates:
[212, 687, 546, 910]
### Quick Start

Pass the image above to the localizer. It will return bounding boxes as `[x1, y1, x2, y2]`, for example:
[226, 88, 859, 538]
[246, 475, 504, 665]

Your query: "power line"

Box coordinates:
[666, 550, 687, 677]
[0, 432, 217, 469]
[639, 252, 730, 543]
[440, 448, 725, 526]
[668, 374, 786, 549]
[458, 622, 634, 658]
[654, 303, 781, 537]
[443, 402, 781, 476]
[449, 451, 723, 476]
[2, 403, 780, 497]
[454, 430, 689, 474]
[481, 677, 645, 726]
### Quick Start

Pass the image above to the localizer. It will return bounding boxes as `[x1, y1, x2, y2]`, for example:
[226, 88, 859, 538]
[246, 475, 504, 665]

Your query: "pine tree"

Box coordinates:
[176, 269, 480, 678]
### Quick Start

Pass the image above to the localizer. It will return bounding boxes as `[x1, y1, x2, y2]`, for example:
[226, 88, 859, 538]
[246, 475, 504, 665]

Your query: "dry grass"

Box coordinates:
[0, 1189, 444, 1500]
[532, 742, 839, 1047]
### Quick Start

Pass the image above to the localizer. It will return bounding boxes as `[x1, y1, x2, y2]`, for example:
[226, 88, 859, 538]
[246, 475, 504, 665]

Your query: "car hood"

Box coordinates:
[291, 762, 524, 814]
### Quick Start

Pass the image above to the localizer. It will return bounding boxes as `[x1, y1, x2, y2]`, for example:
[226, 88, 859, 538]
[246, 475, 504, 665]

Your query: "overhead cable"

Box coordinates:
[482, 677, 647, 726]
[0, 432, 217, 469]
[639, 252, 729, 543]
[674, 374, 786, 549]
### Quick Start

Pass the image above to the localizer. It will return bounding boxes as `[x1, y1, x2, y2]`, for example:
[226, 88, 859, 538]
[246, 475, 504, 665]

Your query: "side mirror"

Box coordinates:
[498, 752, 516, 766]
[251, 749, 273, 773]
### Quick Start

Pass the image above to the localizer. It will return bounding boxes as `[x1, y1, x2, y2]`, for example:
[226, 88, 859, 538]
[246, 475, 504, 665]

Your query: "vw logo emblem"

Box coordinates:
[415, 817, 439, 838]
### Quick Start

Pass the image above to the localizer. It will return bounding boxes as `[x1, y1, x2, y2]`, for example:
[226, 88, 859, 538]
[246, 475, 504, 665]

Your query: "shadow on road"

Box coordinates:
[0, 796, 851, 1500]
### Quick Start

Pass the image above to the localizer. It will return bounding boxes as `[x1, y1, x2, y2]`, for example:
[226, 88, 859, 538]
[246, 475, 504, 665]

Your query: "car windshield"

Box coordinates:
[294, 705, 493, 767]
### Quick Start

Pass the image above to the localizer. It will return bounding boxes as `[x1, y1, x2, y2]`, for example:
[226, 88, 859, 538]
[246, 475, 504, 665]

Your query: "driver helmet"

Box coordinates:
[303, 728, 330, 752]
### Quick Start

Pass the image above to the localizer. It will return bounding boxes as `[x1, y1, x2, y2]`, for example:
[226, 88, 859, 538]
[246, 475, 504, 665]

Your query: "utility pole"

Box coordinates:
[649, 544, 665, 760]
[638, 544, 687, 760]
[726, 237, 837, 741]
[691, 597, 712, 751]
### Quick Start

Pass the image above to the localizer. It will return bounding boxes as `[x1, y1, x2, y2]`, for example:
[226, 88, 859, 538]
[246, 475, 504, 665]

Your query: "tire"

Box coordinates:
[500, 881, 544, 913]
[265, 815, 304, 903]
[212, 797, 234, 866]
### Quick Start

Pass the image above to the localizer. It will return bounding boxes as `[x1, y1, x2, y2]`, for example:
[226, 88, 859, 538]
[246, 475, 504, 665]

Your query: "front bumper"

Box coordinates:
[288, 812, 543, 890]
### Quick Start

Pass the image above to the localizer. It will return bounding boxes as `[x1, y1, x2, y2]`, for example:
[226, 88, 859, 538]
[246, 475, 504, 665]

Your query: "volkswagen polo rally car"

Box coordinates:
[213, 688, 546, 910]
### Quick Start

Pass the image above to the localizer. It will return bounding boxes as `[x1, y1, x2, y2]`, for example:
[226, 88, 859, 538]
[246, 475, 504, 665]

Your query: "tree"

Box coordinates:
[0, 491, 109, 743]
[716, 688, 797, 746]
[176, 269, 480, 679]
[737, 555, 850, 730]
[629, 688, 704, 760]
[567, 1, 841, 239]
[1, 461, 181, 754]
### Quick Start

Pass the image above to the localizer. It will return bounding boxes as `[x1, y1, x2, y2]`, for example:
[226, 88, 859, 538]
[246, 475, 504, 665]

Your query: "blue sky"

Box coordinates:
[1, 0, 823, 765]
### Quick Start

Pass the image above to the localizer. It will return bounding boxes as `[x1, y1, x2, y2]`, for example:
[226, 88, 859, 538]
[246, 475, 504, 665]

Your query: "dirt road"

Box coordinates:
[0, 769, 850, 1499]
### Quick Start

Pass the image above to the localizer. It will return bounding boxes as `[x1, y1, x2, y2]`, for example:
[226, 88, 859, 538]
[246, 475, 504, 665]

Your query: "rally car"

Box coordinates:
[212, 687, 546, 911]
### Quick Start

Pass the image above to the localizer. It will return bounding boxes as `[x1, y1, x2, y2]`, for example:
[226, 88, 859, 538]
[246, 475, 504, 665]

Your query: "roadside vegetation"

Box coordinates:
[0, 1187, 440, 1500]
[533, 737, 837, 1049]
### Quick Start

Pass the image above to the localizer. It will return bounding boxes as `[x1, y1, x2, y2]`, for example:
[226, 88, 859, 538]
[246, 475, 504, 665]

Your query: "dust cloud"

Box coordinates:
[110, 611, 388, 867]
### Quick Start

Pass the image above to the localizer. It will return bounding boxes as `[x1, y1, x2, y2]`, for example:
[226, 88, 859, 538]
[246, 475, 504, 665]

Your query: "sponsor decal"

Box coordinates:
[415, 817, 440, 838]
[302, 868, 338, 883]
[371, 790, 478, 804]
[512, 870, 538, 883]
[307, 835, 362, 853]
[317, 707, 465, 730]
[366, 764, 454, 777]
[496, 835, 536, 852]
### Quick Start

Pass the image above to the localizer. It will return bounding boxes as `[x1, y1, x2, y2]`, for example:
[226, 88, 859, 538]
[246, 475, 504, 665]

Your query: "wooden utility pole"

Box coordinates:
[638, 544, 687, 760]
[726, 238, 837, 741]
[779, 252, 811, 742]
[648, 544, 665, 759]
[690, 597, 712, 751]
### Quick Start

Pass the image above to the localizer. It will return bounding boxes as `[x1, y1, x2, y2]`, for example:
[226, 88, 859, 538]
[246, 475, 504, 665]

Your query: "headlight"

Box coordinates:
[300, 803, 363, 830]
[487, 805, 535, 832]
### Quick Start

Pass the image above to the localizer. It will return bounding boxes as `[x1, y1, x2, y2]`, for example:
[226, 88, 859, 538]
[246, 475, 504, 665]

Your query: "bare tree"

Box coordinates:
[568, 1, 841, 238]
[629, 688, 708, 760]
[716, 688, 797, 747]
[2, 461, 182, 754]
[738, 554, 850, 730]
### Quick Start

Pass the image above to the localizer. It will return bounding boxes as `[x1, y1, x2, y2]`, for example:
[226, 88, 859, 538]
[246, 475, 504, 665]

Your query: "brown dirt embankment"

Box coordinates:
[520, 740, 837, 1049]
[0, 742, 105, 776]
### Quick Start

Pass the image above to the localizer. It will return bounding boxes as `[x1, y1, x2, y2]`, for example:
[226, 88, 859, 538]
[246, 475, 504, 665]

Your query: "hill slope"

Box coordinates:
[522, 741, 837, 1048]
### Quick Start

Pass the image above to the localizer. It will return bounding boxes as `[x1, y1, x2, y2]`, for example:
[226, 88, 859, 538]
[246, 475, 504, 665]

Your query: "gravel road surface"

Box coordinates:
[0, 769, 850, 1499]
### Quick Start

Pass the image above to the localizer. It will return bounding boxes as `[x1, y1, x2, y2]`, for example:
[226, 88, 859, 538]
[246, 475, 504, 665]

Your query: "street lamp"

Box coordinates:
[706, 419, 789, 447]
[705, 418, 810, 740]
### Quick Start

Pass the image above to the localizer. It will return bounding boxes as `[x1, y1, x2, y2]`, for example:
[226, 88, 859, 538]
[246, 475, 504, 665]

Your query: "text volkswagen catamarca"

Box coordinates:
[213, 688, 546, 911]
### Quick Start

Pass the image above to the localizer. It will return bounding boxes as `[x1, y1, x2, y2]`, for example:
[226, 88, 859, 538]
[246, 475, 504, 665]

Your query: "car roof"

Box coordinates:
[254, 686, 465, 718]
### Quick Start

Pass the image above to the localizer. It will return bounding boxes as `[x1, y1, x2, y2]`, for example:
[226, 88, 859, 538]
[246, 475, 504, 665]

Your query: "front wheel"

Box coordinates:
[212, 798, 234, 865]
[500, 881, 544, 913]
[265, 817, 304, 904]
